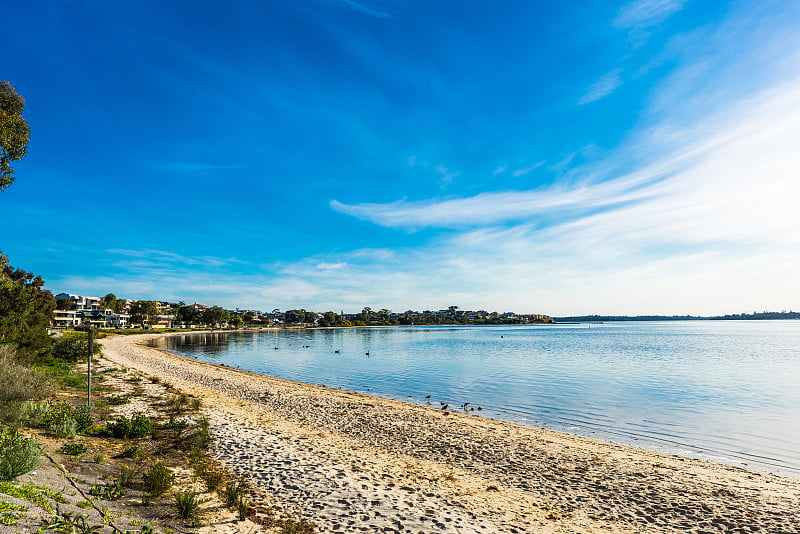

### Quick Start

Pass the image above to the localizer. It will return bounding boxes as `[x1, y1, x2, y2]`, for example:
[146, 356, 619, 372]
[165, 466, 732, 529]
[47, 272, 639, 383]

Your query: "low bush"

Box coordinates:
[142, 462, 174, 496]
[21, 401, 92, 438]
[0, 345, 53, 423]
[105, 394, 130, 406]
[119, 444, 142, 459]
[57, 442, 86, 456]
[0, 428, 40, 481]
[106, 413, 152, 439]
[51, 332, 101, 362]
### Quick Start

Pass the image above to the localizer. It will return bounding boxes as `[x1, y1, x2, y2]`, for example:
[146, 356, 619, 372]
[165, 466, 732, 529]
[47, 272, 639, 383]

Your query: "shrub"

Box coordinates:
[142, 462, 174, 496]
[57, 442, 86, 456]
[120, 445, 142, 459]
[106, 413, 152, 439]
[51, 332, 101, 362]
[22, 402, 93, 438]
[0, 428, 40, 481]
[0, 345, 52, 423]
[106, 394, 130, 406]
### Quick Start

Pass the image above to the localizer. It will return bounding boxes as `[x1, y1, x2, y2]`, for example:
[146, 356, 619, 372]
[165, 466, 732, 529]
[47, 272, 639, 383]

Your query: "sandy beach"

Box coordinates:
[99, 333, 800, 534]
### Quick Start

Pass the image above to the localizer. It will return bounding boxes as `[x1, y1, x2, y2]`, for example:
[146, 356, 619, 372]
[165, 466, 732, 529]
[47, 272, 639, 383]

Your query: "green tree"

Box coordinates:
[229, 315, 244, 328]
[200, 306, 229, 327]
[129, 300, 158, 326]
[176, 305, 200, 325]
[0, 252, 55, 361]
[242, 311, 255, 324]
[101, 293, 117, 311]
[55, 297, 76, 310]
[0, 82, 31, 191]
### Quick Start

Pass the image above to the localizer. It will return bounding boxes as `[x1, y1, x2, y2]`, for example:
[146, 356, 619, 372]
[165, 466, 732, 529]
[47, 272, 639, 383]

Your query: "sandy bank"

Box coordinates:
[100, 333, 800, 534]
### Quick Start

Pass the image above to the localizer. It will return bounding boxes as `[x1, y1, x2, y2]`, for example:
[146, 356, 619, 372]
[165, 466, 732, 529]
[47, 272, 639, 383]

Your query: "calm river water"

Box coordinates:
[148, 321, 800, 476]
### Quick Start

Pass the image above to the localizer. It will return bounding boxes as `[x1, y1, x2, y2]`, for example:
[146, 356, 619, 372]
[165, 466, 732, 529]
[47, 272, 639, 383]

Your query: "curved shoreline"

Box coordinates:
[100, 333, 800, 534]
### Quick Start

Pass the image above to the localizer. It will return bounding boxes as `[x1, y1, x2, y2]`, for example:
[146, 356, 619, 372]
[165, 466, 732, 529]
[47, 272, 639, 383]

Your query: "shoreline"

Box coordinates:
[100, 333, 800, 533]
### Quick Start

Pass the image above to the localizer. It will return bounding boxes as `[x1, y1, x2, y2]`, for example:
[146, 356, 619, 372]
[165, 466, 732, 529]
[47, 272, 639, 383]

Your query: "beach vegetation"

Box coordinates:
[22, 401, 93, 438]
[0, 428, 40, 481]
[106, 413, 152, 439]
[119, 444, 143, 459]
[174, 490, 210, 524]
[142, 462, 174, 496]
[58, 442, 86, 456]
[221, 478, 247, 508]
[0, 345, 53, 423]
[52, 332, 100, 362]
[117, 464, 137, 488]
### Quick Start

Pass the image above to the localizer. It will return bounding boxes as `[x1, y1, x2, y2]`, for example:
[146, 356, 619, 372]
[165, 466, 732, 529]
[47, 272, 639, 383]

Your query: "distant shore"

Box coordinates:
[100, 333, 800, 534]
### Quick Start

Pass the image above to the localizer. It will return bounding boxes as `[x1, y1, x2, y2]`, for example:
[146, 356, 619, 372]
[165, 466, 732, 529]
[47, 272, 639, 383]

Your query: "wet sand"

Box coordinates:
[100, 333, 800, 533]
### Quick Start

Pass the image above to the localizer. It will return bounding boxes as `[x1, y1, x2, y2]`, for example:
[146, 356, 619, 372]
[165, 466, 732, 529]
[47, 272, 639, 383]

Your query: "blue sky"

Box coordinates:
[2, 0, 799, 315]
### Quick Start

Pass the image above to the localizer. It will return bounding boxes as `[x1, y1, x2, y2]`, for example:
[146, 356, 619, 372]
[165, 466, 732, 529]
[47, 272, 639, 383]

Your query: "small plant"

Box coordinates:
[190, 397, 202, 411]
[22, 401, 92, 437]
[237, 495, 248, 521]
[58, 442, 86, 456]
[42, 505, 103, 533]
[106, 394, 131, 406]
[221, 479, 247, 508]
[51, 418, 78, 439]
[118, 464, 137, 488]
[89, 480, 124, 500]
[197, 461, 225, 492]
[106, 413, 152, 439]
[142, 462, 174, 496]
[166, 393, 189, 413]
[120, 444, 142, 459]
[92, 452, 107, 464]
[0, 428, 40, 480]
[174, 490, 210, 523]
[162, 415, 190, 430]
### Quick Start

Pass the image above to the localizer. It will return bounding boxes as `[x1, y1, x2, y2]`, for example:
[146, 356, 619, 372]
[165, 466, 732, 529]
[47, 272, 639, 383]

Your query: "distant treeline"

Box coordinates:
[554, 311, 800, 322]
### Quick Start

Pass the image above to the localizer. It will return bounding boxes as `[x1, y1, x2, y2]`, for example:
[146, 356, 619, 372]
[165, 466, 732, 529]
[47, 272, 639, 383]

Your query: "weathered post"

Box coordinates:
[87, 326, 94, 407]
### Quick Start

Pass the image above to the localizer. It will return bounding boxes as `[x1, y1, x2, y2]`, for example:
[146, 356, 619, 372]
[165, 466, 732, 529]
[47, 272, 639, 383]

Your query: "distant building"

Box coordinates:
[52, 293, 130, 328]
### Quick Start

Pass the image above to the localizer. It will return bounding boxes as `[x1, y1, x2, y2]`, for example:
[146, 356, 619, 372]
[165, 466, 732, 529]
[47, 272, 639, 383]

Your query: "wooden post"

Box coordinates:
[87, 327, 94, 407]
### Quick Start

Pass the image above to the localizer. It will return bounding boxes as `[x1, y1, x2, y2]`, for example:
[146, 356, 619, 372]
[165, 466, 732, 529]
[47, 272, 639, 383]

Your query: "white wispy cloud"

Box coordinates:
[322, 75, 800, 313]
[511, 162, 544, 177]
[335, 0, 390, 18]
[578, 68, 623, 105]
[108, 249, 246, 269]
[614, 0, 686, 30]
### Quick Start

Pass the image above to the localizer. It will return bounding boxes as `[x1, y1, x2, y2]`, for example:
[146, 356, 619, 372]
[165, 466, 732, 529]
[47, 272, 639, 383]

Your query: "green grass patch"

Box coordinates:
[0, 481, 67, 512]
